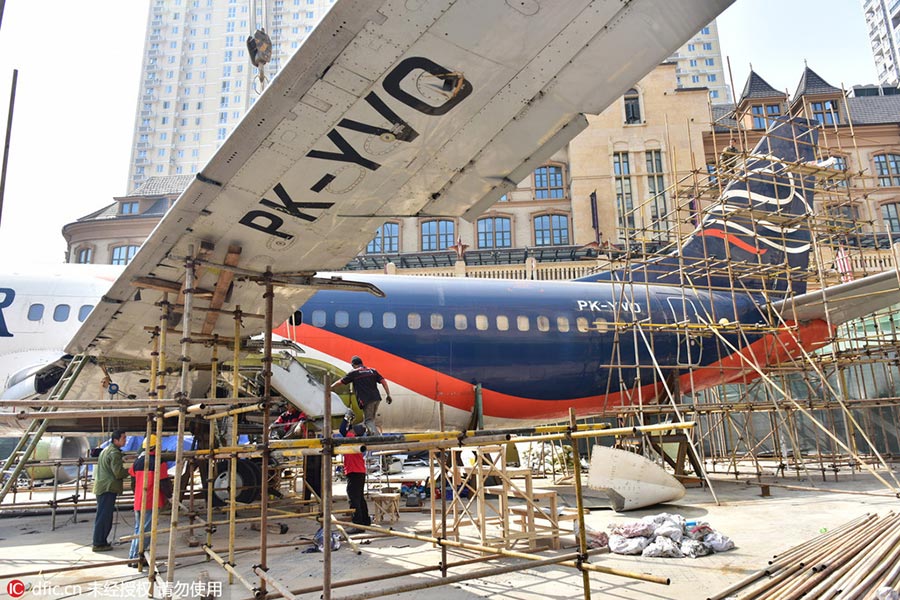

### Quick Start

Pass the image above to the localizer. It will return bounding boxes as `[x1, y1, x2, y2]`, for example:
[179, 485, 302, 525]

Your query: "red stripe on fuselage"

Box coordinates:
[679, 319, 833, 391]
[275, 319, 834, 420]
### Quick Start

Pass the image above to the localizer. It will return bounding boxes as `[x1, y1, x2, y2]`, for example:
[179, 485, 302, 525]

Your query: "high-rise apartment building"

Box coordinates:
[669, 20, 730, 104]
[862, 0, 900, 85]
[127, 0, 335, 191]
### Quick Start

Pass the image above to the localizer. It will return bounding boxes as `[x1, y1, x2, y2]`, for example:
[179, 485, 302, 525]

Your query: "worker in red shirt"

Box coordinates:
[128, 435, 171, 567]
[339, 414, 370, 534]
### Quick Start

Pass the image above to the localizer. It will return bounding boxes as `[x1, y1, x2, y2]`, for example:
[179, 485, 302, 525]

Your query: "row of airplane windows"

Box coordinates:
[306, 309, 609, 333]
[27, 304, 94, 323]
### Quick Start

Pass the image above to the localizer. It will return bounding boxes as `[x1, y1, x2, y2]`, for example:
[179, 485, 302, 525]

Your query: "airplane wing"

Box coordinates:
[772, 269, 900, 326]
[68, 0, 734, 365]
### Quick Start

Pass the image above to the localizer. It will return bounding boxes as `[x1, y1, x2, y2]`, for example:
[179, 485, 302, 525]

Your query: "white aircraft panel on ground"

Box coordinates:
[68, 0, 734, 364]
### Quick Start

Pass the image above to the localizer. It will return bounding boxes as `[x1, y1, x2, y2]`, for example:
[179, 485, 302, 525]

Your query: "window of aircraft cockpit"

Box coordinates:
[27, 304, 44, 321]
[53, 305, 70, 322]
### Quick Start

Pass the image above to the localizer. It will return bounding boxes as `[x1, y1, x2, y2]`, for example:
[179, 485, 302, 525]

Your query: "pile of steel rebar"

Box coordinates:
[708, 512, 900, 600]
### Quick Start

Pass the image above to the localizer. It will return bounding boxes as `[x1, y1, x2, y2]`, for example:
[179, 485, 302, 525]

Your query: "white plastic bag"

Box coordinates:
[608, 534, 650, 555]
[642, 536, 684, 558]
[680, 539, 711, 558]
[704, 531, 734, 552]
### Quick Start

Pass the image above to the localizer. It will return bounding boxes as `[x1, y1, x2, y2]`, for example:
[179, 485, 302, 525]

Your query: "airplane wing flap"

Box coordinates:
[68, 0, 735, 367]
[772, 270, 900, 325]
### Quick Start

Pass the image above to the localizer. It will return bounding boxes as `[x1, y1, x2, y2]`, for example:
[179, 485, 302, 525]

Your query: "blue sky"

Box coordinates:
[0, 1, 882, 265]
[718, 1, 877, 98]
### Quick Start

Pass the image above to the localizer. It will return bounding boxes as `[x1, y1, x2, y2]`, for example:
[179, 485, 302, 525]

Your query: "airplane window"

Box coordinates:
[408, 313, 421, 329]
[593, 318, 609, 333]
[78, 305, 94, 322]
[430, 313, 444, 330]
[475, 315, 489, 330]
[27, 303, 44, 321]
[537, 316, 550, 332]
[455, 314, 467, 330]
[359, 311, 373, 329]
[517, 316, 530, 332]
[312, 310, 326, 327]
[335, 310, 349, 328]
[54, 304, 71, 322]
[557, 316, 570, 332]
[496, 315, 509, 331]
[576, 317, 589, 332]
[383, 312, 396, 329]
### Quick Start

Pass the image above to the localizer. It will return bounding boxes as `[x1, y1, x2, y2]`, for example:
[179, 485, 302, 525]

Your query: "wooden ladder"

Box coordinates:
[0, 354, 89, 504]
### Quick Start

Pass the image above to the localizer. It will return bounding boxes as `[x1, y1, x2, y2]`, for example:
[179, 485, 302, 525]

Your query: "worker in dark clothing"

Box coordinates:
[92, 429, 128, 551]
[720, 137, 740, 180]
[339, 415, 370, 533]
[330, 356, 391, 434]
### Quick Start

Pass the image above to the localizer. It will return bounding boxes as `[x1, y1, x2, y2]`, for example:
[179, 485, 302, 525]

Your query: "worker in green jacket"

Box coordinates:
[92, 429, 128, 551]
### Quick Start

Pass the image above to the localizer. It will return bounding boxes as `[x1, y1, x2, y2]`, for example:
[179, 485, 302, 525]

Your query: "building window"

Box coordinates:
[421, 219, 455, 251]
[702, 42, 712, 50]
[614, 152, 635, 232]
[646, 150, 668, 238]
[367, 222, 399, 253]
[705, 58, 715, 66]
[689, 59, 697, 67]
[691, 75, 700, 83]
[121, 201, 139, 215]
[810, 100, 839, 126]
[882, 202, 900, 233]
[111, 245, 139, 265]
[534, 214, 570, 246]
[875, 154, 900, 187]
[624, 88, 641, 124]
[701, 27, 710, 34]
[75, 247, 93, 264]
[826, 156, 848, 189]
[477, 216, 512, 248]
[534, 165, 565, 199]
[751, 103, 782, 129]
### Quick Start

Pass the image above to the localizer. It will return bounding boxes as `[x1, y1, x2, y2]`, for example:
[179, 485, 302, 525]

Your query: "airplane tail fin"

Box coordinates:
[580, 117, 819, 297]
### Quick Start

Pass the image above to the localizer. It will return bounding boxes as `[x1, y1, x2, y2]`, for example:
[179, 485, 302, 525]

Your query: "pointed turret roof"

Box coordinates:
[739, 70, 785, 102]
[792, 66, 842, 101]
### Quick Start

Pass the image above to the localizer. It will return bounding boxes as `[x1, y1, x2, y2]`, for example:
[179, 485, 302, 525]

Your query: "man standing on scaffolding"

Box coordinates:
[330, 356, 392, 435]
[720, 137, 741, 182]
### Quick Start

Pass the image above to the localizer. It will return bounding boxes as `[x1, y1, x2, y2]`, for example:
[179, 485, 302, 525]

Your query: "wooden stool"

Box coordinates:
[370, 493, 400, 523]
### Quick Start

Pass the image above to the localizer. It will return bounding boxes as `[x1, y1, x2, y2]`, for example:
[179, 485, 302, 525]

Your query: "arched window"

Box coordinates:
[534, 214, 570, 246]
[75, 247, 93, 264]
[875, 154, 900, 187]
[533, 165, 565, 199]
[624, 88, 641, 124]
[111, 245, 140, 265]
[477, 216, 511, 248]
[421, 220, 454, 251]
[882, 202, 900, 234]
[366, 222, 399, 253]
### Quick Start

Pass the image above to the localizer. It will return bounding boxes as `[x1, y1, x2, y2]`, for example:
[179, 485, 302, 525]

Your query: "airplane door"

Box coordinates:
[665, 297, 702, 366]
